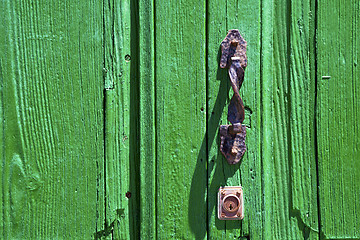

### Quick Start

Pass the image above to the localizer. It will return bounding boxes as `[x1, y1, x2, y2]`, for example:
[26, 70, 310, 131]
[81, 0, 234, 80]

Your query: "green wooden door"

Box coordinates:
[1, 0, 359, 239]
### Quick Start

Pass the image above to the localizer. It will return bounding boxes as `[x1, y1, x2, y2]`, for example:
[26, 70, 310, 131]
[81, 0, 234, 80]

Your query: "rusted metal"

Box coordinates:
[219, 29, 247, 165]
[219, 124, 246, 164]
[218, 186, 244, 220]
[220, 29, 247, 69]
[125, 191, 132, 198]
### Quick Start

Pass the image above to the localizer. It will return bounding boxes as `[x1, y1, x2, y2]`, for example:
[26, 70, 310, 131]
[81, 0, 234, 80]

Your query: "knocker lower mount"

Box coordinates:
[219, 29, 247, 165]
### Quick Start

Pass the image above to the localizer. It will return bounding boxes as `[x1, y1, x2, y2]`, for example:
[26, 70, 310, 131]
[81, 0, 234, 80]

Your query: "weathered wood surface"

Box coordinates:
[102, 0, 139, 239]
[317, 0, 360, 238]
[139, 0, 156, 239]
[261, 0, 319, 238]
[1, 0, 104, 239]
[290, 0, 319, 237]
[154, 0, 207, 239]
[1, 0, 360, 239]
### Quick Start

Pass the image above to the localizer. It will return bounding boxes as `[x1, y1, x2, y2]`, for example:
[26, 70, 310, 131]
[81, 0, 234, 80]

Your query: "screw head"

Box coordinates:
[231, 147, 238, 155]
[231, 39, 239, 46]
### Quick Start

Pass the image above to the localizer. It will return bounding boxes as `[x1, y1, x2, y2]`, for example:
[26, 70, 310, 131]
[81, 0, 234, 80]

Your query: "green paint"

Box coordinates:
[289, 0, 319, 237]
[103, 0, 138, 239]
[1, 0, 359, 239]
[317, 0, 360, 238]
[1, 0, 104, 239]
[154, 0, 207, 239]
[139, 0, 156, 239]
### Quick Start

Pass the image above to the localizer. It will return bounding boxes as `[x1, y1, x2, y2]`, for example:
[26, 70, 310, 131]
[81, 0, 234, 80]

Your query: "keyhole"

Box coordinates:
[223, 195, 240, 213]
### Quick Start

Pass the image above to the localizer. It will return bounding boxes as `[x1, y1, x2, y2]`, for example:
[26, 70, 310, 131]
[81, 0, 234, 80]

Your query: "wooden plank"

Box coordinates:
[264, 0, 297, 237]
[262, 0, 298, 238]
[155, 0, 207, 238]
[0, 0, 104, 239]
[206, 0, 262, 239]
[261, 0, 275, 238]
[289, 0, 319, 238]
[139, 0, 156, 239]
[317, 0, 360, 238]
[262, 0, 318, 238]
[102, 0, 140, 239]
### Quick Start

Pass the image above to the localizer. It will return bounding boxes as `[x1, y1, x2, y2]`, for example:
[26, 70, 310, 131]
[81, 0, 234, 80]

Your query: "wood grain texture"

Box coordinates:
[155, 0, 207, 238]
[207, 0, 262, 239]
[289, 0, 319, 238]
[262, 0, 298, 238]
[262, 0, 318, 238]
[0, 0, 104, 239]
[103, 0, 141, 239]
[2, 0, 359, 239]
[317, 0, 360, 238]
[260, 0, 275, 238]
[139, 0, 156, 239]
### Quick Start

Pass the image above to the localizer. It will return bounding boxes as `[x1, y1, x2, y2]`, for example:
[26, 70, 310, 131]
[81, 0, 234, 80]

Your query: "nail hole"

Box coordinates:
[201, 107, 204, 111]
[126, 191, 131, 198]
[125, 54, 131, 62]
[212, 111, 215, 115]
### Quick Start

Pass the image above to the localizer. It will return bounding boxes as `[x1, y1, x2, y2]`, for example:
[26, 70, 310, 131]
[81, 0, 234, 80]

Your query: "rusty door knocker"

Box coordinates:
[219, 29, 247, 165]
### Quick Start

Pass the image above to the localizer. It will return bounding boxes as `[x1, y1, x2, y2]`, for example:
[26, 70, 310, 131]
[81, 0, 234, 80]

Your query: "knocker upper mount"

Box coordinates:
[219, 29, 247, 165]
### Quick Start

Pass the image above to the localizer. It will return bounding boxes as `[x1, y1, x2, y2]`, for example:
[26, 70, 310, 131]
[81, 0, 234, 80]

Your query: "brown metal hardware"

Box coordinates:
[219, 29, 247, 165]
[218, 186, 244, 220]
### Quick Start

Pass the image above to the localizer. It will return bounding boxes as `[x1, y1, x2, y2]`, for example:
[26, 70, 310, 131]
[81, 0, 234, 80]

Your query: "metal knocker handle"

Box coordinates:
[219, 29, 247, 165]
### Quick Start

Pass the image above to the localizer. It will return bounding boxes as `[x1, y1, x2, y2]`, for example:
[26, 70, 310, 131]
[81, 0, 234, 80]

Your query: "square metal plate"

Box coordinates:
[218, 186, 244, 220]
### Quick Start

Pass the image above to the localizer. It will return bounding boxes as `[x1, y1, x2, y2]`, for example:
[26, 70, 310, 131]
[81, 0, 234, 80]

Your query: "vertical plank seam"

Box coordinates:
[287, 0, 295, 237]
[131, 0, 141, 237]
[0, 58, 5, 239]
[205, 0, 209, 238]
[259, 0, 265, 239]
[101, 0, 108, 233]
[259, 3, 263, 240]
[153, 0, 158, 238]
[313, 0, 323, 238]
